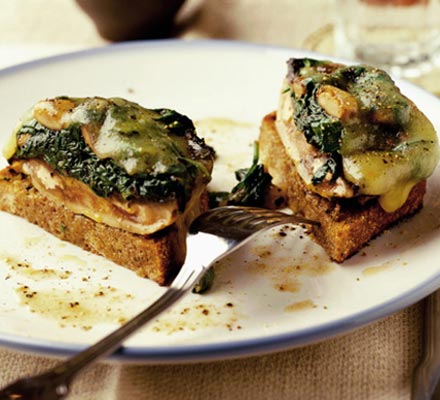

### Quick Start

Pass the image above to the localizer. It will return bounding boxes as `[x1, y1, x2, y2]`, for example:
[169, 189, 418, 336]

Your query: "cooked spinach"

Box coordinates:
[15, 117, 211, 206]
[293, 79, 343, 154]
[192, 268, 215, 294]
[290, 70, 343, 184]
[289, 59, 344, 185]
[209, 141, 272, 208]
[227, 143, 272, 207]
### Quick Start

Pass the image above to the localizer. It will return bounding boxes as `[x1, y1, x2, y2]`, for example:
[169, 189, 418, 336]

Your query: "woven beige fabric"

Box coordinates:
[114, 302, 424, 400]
[0, 302, 423, 400]
[0, 349, 120, 399]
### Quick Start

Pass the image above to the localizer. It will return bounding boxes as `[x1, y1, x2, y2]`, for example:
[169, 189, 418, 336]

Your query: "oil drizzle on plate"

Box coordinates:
[15, 284, 135, 330]
[3, 249, 243, 335]
[149, 300, 242, 333]
[362, 258, 407, 276]
[244, 226, 335, 294]
[284, 299, 317, 313]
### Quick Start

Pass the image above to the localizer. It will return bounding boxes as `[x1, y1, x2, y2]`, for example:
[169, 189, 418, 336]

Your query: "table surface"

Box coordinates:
[0, 1, 438, 399]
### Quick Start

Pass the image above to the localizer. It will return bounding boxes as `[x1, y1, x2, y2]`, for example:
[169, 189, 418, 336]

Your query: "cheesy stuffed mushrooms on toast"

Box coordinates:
[259, 58, 440, 262]
[0, 97, 214, 285]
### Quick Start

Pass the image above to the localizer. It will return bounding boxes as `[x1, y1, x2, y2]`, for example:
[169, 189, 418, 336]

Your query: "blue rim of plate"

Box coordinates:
[0, 38, 439, 363]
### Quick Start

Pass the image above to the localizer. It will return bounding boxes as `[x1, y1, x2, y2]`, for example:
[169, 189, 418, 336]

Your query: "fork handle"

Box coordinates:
[61, 272, 199, 375]
[0, 266, 206, 399]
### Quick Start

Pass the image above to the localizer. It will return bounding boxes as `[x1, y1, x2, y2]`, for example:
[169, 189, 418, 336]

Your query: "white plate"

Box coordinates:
[0, 39, 439, 364]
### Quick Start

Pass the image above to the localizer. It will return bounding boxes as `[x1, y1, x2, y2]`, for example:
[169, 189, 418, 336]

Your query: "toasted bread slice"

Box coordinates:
[0, 164, 209, 285]
[259, 112, 426, 262]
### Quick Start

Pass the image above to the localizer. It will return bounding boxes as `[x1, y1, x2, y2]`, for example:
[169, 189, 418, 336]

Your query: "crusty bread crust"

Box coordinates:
[0, 165, 207, 285]
[259, 112, 426, 262]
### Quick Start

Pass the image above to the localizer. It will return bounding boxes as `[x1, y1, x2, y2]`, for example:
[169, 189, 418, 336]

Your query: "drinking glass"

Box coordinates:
[334, 0, 440, 77]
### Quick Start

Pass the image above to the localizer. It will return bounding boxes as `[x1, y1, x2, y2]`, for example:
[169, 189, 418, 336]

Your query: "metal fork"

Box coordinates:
[0, 205, 318, 400]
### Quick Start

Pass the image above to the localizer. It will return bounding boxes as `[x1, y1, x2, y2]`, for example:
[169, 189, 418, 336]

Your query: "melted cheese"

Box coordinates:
[378, 180, 418, 213]
[277, 75, 439, 212]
